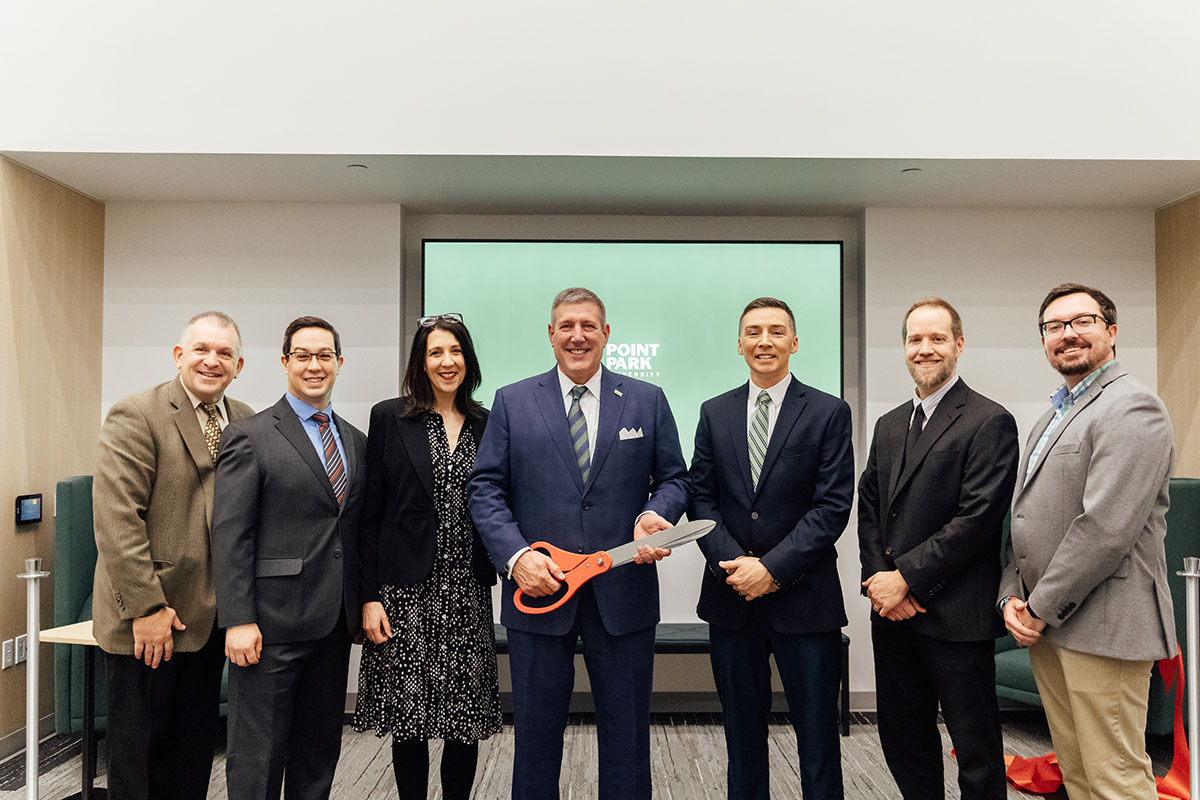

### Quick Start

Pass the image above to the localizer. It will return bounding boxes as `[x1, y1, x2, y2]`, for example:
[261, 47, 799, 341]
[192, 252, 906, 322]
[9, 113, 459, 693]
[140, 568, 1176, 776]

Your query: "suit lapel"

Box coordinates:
[273, 396, 340, 506]
[1020, 367, 1116, 492]
[167, 379, 217, 526]
[588, 368, 625, 487]
[754, 378, 807, 497]
[720, 385, 754, 499]
[892, 380, 968, 498]
[396, 412, 435, 504]
[533, 368, 585, 494]
[884, 407, 908, 503]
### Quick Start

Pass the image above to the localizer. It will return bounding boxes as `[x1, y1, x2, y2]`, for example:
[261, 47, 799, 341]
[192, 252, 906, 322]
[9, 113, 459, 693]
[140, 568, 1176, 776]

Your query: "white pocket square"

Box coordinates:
[619, 427, 644, 440]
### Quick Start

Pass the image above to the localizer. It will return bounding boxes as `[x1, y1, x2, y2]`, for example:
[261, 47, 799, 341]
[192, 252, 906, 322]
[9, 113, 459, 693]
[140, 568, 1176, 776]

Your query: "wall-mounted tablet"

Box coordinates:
[15, 493, 42, 525]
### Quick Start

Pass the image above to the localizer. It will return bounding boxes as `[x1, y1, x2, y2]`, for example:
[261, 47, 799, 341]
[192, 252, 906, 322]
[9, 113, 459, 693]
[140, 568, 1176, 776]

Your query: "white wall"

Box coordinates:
[103, 203, 406, 429]
[4, 2, 1199, 159]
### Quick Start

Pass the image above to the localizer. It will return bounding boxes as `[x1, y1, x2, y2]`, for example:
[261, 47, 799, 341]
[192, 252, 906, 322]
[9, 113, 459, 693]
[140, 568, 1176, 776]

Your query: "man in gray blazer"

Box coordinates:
[1000, 283, 1176, 799]
[214, 316, 366, 800]
[93, 311, 252, 800]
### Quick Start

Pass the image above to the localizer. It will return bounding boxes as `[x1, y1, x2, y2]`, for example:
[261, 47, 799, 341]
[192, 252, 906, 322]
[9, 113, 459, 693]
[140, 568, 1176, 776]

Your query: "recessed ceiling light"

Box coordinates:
[901, 167, 922, 174]
[347, 163, 368, 170]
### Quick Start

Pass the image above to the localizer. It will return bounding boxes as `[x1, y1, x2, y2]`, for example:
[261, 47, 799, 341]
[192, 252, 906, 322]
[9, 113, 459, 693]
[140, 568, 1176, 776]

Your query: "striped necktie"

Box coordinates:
[201, 403, 221, 463]
[311, 412, 347, 504]
[749, 390, 770, 490]
[568, 385, 591, 483]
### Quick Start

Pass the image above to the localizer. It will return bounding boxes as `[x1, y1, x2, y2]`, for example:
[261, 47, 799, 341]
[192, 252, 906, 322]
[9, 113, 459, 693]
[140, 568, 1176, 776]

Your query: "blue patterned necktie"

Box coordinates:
[749, 390, 770, 490]
[311, 412, 347, 504]
[568, 385, 591, 483]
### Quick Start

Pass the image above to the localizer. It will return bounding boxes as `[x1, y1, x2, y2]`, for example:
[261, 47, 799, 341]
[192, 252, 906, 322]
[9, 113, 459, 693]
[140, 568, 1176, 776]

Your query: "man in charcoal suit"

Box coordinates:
[214, 315, 366, 800]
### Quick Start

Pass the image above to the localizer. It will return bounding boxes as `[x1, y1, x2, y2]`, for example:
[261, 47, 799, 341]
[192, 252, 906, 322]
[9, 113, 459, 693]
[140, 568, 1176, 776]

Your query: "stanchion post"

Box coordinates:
[1177, 556, 1200, 800]
[17, 558, 50, 800]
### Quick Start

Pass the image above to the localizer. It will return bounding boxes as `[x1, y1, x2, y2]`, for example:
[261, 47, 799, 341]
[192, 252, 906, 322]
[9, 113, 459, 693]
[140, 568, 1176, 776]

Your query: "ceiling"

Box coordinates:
[6, 152, 1200, 215]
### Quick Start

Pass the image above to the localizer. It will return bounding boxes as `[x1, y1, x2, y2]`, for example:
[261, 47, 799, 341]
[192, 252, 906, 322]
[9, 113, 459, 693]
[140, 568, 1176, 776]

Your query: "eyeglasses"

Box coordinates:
[1039, 313, 1107, 338]
[286, 350, 338, 364]
[418, 313, 463, 327]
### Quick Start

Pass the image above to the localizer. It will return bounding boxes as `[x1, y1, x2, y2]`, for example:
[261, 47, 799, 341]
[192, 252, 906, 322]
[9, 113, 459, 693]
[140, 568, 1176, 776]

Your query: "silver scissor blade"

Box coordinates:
[606, 519, 716, 567]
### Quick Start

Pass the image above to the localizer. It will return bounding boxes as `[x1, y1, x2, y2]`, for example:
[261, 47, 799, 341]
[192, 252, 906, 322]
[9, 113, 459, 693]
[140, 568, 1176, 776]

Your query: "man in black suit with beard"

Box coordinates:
[858, 297, 1018, 799]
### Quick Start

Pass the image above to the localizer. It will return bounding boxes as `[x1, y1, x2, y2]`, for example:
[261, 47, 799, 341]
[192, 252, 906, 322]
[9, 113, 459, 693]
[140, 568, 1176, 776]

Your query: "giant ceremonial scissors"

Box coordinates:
[514, 518, 715, 614]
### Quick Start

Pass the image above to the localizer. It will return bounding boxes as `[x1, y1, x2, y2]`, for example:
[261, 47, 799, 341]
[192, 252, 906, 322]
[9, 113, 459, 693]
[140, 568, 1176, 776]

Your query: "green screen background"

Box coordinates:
[423, 240, 843, 462]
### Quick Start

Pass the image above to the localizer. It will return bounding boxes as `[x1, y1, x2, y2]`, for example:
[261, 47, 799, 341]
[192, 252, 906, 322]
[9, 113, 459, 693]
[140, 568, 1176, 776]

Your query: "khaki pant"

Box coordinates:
[1029, 639, 1156, 800]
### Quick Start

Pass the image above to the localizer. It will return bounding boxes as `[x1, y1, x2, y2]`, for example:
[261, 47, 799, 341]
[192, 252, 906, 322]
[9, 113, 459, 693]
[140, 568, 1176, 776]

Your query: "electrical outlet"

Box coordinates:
[15, 635, 27, 664]
[1, 639, 13, 670]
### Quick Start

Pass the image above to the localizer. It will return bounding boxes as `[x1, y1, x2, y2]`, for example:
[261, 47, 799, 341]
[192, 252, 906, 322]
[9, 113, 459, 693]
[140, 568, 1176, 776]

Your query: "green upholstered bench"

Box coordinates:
[494, 622, 852, 735]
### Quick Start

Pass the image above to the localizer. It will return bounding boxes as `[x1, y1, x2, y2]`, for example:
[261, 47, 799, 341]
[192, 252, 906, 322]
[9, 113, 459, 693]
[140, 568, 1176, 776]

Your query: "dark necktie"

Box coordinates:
[311, 412, 347, 504]
[568, 385, 591, 483]
[902, 404, 926, 472]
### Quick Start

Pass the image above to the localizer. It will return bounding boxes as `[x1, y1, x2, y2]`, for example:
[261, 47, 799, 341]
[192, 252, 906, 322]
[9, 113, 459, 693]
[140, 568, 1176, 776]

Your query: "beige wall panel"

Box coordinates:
[1156, 196, 1200, 478]
[0, 158, 104, 748]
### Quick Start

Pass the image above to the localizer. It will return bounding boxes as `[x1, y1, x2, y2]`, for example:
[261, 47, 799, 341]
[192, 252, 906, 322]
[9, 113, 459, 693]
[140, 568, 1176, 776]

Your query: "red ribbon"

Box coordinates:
[1003, 650, 1190, 797]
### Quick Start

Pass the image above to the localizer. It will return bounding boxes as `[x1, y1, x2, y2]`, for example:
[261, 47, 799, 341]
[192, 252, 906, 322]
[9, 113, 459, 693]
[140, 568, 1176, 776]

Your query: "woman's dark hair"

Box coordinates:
[401, 318, 485, 419]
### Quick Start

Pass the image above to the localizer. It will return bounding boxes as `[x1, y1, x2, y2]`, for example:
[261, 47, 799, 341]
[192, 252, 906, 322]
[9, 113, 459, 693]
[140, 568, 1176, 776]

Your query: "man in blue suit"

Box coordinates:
[467, 287, 691, 800]
[688, 297, 854, 800]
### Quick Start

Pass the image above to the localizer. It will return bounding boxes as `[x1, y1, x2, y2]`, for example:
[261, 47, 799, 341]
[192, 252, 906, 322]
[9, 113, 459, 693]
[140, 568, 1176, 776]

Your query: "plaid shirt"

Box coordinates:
[1023, 360, 1114, 485]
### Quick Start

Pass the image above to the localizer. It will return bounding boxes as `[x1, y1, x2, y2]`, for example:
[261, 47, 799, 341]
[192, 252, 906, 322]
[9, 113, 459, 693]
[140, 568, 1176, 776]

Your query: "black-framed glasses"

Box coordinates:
[286, 350, 338, 364]
[1039, 313, 1107, 338]
[418, 312, 464, 327]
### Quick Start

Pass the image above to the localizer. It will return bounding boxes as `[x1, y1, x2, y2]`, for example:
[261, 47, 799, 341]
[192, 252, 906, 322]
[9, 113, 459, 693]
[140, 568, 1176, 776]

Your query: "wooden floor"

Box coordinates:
[5, 714, 1174, 799]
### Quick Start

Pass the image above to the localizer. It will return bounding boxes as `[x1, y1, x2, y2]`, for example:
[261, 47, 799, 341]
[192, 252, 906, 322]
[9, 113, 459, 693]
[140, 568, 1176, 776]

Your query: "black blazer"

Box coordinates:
[213, 396, 366, 643]
[857, 378, 1019, 641]
[688, 377, 855, 634]
[359, 398, 494, 604]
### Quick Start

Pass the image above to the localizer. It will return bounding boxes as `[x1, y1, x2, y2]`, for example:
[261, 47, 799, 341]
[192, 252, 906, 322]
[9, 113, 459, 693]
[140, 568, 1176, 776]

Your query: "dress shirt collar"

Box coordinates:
[557, 366, 603, 400]
[285, 391, 335, 422]
[178, 376, 227, 423]
[1050, 359, 1113, 412]
[749, 373, 791, 408]
[912, 373, 959, 422]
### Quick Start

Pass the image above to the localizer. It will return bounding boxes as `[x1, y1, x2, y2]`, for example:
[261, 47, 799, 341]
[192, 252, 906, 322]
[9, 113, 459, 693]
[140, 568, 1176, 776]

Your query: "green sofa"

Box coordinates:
[995, 477, 1200, 736]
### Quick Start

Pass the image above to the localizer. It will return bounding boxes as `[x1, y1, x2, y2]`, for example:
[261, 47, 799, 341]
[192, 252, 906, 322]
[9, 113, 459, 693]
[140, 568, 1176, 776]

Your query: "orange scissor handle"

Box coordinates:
[513, 541, 613, 614]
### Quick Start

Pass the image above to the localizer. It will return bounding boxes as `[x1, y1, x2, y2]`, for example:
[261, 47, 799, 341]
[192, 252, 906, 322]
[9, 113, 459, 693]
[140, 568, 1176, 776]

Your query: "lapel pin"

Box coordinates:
[614, 389, 623, 397]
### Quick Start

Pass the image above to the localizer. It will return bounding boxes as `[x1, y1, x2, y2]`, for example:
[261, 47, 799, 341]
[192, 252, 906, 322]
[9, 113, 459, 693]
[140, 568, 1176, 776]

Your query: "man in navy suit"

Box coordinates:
[467, 287, 690, 800]
[688, 297, 854, 800]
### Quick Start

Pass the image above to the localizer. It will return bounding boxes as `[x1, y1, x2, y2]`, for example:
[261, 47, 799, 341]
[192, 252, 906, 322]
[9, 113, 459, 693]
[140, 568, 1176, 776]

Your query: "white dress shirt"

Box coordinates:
[746, 373, 792, 441]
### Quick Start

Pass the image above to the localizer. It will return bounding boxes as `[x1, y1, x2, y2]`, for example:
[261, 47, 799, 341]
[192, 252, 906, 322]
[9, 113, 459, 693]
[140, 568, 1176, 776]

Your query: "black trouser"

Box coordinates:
[872, 622, 1006, 800]
[104, 625, 225, 800]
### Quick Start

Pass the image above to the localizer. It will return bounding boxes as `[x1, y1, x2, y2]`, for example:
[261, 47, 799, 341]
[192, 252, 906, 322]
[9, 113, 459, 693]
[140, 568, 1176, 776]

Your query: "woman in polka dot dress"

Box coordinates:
[354, 314, 501, 800]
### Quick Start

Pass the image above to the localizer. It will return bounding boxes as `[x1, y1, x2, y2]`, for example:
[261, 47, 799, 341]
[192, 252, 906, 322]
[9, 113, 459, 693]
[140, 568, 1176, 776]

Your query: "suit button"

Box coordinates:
[889, 511, 897, 519]
[577, 546, 585, 553]
[884, 547, 893, 556]
[751, 512, 759, 520]
[334, 550, 342, 558]
[583, 503, 591, 510]
[747, 550, 755, 556]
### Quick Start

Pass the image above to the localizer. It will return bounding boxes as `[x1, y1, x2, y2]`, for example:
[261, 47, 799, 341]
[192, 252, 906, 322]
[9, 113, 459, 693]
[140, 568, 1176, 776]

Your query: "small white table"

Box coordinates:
[41, 621, 105, 800]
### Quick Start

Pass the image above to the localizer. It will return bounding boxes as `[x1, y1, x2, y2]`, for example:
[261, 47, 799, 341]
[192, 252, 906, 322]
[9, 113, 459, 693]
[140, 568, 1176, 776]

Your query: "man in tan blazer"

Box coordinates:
[93, 311, 253, 800]
[1000, 283, 1175, 800]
